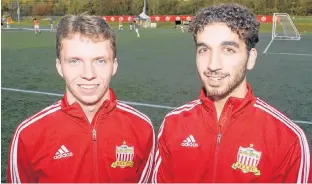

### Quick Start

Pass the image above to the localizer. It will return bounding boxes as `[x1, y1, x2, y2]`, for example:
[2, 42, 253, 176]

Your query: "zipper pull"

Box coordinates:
[92, 128, 97, 141]
[217, 125, 222, 145]
[217, 133, 222, 145]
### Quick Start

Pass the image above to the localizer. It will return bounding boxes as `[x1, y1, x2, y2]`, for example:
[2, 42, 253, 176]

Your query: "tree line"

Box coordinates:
[1, 0, 312, 17]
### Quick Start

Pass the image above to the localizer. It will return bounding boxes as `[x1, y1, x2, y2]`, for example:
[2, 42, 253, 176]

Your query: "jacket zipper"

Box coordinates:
[92, 126, 99, 182]
[212, 104, 232, 182]
[91, 112, 102, 182]
[212, 125, 222, 182]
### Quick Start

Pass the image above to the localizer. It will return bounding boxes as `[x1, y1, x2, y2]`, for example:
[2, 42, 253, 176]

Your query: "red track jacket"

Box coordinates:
[153, 84, 311, 183]
[7, 88, 155, 183]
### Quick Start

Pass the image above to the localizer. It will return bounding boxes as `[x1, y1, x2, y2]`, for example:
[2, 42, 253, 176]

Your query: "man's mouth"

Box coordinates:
[207, 76, 224, 81]
[78, 84, 99, 89]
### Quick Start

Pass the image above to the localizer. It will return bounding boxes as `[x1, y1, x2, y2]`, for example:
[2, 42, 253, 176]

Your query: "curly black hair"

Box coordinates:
[189, 3, 260, 51]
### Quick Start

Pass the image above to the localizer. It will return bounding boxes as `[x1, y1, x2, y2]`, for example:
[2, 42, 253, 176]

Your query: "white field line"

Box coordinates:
[1, 87, 175, 110]
[263, 39, 274, 53]
[264, 52, 312, 57]
[1, 87, 312, 125]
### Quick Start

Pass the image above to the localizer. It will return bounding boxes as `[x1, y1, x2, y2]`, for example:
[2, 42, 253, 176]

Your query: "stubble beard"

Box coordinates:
[203, 65, 247, 99]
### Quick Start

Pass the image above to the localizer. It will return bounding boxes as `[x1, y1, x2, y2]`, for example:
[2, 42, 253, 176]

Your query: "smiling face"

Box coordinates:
[56, 34, 118, 106]
[196, 23, 257, 99]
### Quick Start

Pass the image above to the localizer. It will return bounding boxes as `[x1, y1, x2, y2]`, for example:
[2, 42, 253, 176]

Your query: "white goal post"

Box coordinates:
[272, 13, 301, 40]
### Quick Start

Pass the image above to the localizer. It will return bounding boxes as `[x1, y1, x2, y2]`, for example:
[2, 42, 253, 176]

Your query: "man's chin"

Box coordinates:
[77, 96, 102, 106]
[208, 91, 228, 99]
[205, 86, 229, 98]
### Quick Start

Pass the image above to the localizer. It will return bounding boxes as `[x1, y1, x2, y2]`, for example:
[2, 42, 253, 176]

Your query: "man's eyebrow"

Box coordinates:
[65, 56, 82, 60]
[92, 56, 108, 60]
[221, 41, 240, 48]
[196, 42, 208, 48]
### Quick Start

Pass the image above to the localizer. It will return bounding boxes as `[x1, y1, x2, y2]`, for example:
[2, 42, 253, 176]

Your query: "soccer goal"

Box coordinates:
[272, 13, 301, 40]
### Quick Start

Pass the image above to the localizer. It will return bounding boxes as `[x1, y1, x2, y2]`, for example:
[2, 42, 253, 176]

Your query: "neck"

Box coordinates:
[67, 91, 110, 123]
[212, 81, 248, 120]
[213, 97, 228, 120]
[80, 103, 103, 123]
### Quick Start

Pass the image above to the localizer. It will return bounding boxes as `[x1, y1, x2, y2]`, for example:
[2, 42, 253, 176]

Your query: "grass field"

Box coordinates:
[1, 27, 312, 182]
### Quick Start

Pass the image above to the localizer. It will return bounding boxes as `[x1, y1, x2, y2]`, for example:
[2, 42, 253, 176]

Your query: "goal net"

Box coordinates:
[272, 13, 301, 40]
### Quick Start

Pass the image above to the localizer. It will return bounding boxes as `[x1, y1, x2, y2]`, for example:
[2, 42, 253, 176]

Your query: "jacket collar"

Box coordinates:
[200, 83, 255, 116]
[60, 88, 117, 121]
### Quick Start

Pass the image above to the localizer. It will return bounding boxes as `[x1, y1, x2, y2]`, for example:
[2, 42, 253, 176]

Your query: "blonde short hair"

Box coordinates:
[56, 14, 116, 59]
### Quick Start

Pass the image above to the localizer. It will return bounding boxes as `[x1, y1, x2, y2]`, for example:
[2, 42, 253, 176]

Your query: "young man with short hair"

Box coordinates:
[129, 17, 133, 31]
[153, 4, 311, 183]
[7, 14, 155, 183]
[6, 16, 11, 28]
[134, 20, 140, 37]
[33, 18, 40, 35]
[49, 16, 55, 30]
[180, 22, 184, 33]
[118, 18, 123, 31]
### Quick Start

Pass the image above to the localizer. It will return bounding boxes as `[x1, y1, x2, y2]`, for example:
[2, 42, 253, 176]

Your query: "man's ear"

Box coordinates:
[56, 58, 63, 78]
[112, 57, 118, 76]
[247, 48, 257, 70]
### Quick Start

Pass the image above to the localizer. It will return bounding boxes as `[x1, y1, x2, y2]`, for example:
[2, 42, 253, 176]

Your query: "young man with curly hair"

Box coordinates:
[152, 3, 311, 183]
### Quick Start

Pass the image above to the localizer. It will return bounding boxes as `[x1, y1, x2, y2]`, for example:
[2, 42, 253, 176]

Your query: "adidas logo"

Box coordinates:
[181, 134, 198, 147]
[53, 145, 73, 160]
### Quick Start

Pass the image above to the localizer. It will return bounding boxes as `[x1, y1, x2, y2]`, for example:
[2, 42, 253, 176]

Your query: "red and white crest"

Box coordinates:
[231, 144, 262, 176]
[236, 146, 261, 168]
[111, 141, 134, 168]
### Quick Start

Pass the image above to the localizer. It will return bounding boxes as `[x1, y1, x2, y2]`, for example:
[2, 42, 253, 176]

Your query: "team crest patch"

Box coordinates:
[231, 144, 262, 176]
[111, 141, 134, 168]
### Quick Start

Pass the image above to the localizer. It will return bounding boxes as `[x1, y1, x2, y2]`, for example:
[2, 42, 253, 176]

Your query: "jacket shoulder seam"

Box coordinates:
[253, 98, 301, 135]
[157, 99, 201, 139]
[9, 101, 62, 183]
[17, 101, 62, 134]
[116, 101, 153, 129]
[253, 97, 310, 183]
[166, 99, 201, 118]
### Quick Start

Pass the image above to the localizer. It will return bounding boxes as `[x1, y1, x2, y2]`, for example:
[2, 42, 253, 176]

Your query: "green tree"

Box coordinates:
[67, 0, 88, 14]
[1, 2, 9, 15]
[155, 0, 179, 14]
[53, 0, 67, 15]
[130, 0, 144, 15]
[176, 1, 194, 15]
[44, 0, 312, 16]
[32, 2, 52, 16]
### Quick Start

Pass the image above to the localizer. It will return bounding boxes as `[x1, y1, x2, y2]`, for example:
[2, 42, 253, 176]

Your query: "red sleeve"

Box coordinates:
[7, 131, 35, 183]
[274, 139, 311, 183]
[310, 153, 312, 183]
[138, 124, 155, 183]
[152, 120, 174, 183]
